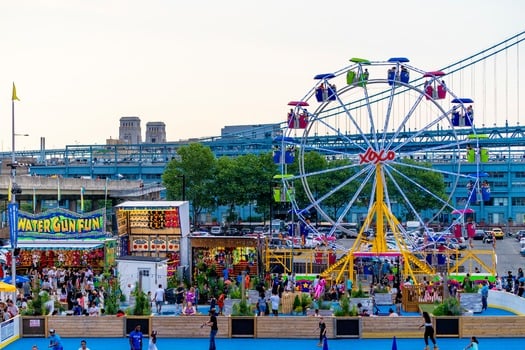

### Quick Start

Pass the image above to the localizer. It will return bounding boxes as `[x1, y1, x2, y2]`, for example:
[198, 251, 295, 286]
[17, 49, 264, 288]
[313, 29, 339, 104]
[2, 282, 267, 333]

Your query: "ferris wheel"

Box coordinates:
[278, 57, 480, 251]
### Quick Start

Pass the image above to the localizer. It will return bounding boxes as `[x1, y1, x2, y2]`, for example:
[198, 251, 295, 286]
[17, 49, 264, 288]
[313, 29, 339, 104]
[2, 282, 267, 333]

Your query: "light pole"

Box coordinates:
[8, 104, 25, 287]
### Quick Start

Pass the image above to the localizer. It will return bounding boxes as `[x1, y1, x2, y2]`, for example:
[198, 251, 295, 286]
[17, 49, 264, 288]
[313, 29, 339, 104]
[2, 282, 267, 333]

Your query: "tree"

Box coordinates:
[215, 153, 277, 224]
[162, 143, 217, 225]
[386, 159, 446, 220]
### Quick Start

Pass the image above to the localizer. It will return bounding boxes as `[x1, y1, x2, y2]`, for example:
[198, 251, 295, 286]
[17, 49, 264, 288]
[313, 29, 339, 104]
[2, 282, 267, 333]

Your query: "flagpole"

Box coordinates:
[10, 86, 17, 288]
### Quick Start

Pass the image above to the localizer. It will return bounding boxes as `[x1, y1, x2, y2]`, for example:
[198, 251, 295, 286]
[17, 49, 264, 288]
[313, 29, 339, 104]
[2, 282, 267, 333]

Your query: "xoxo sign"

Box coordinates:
[359, 147, 396, 164]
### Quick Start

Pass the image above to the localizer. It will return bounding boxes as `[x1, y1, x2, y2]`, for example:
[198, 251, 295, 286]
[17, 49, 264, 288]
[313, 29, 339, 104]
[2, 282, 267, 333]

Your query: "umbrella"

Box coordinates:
[451, 208, 475, 215]
[0, 281, 16, 292]
[1, 275, 30, 284]
[391, 336, 398, 350]
[322, 337, 329, 350]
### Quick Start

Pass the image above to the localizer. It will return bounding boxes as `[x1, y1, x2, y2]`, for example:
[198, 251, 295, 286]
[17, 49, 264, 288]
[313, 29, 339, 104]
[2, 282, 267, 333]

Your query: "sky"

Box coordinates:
[0, 0, 524, 151]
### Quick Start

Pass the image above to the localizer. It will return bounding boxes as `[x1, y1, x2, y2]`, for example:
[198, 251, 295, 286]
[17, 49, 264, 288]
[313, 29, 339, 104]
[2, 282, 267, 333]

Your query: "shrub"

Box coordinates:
[350, 284, 367, 298]
[432, 296, 462, 316]
[333, 296, 358, 316]
[232, 299, 254, 316]
[229, 285, 242, 299]
[300, 293, 312, 310]
[293, 295, 301, 310]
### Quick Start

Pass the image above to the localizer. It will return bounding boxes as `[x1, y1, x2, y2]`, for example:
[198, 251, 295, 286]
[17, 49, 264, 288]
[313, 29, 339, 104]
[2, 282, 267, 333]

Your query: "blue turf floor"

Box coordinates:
[9, 336, 525, 350]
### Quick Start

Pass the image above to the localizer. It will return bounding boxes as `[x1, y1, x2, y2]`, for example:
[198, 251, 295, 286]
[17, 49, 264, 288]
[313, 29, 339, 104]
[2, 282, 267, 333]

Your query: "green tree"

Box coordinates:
[387, 159, 446, 220]
[215, 153, 278, 224]
[162, 143, 217, 225]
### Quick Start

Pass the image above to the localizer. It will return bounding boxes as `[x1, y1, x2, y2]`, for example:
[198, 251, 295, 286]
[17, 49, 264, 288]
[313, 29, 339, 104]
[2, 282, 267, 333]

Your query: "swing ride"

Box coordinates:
[271, 56, 497, 286]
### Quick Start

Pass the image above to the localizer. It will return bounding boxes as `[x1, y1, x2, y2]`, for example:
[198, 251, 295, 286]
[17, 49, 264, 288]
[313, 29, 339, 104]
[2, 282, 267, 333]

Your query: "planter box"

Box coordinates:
[349, 297, 373, 311]
[21, 316, 46, 338]
[460, 293, 482, 313]
[334, 317, 360, 338]
[434, 317, 460, 337]
[374, 293, 393, 306]
[125, 316, 151, 336]
[48, 316, 126, 338]
[230, 317, 255, 338]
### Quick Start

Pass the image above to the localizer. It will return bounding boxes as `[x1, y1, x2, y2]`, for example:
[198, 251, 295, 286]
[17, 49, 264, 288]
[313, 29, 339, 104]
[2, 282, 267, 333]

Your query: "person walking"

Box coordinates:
[48, 329, 64, 350]
[148, 330, 158, 350]
[129, 324, 143, 350]
[418, 311, 438, 350]
[78, 339, 91, 350]
[464, 336, 479, 350]
[154, 284, 165, 314]
[202, 308, 218, 350]
[317, 316, 327, 346]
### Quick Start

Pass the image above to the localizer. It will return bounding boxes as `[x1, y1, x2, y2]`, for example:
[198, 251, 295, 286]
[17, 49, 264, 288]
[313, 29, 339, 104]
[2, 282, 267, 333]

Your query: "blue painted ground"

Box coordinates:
[9, 336, 525, 350]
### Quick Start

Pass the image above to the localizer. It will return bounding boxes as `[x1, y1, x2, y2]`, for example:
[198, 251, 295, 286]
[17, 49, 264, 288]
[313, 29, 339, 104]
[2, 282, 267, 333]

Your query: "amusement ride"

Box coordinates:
[271, 57, 497, 286]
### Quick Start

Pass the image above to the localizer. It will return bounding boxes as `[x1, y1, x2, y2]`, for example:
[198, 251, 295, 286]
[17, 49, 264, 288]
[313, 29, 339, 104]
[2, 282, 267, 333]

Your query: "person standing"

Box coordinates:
[48, 329, 64, 350]
[78, 339, 91, 350]
[317, 316, 327, 346]
[148, 330, 158, 350]
[270, 291, 280, 316]
[154, 284, 165, 314]
[464, 336, 479, 350]
[202, 308, 218, 350]
[480, 281, 489, 311]
[175, 283, 185, 315]
[419, 311, 438, 350]
[129, 324, 143, 350]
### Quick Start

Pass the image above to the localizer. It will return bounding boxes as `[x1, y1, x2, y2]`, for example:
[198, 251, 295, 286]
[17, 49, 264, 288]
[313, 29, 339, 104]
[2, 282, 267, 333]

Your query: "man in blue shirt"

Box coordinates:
[48, 329, 63, 350]
[129, 324, 143, 350]
[481, 280, 489, 311]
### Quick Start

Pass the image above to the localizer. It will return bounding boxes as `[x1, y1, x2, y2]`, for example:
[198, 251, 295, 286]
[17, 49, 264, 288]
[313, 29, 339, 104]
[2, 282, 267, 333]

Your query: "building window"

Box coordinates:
[511, 197, 525, 206]
[492, 197, 508, 206]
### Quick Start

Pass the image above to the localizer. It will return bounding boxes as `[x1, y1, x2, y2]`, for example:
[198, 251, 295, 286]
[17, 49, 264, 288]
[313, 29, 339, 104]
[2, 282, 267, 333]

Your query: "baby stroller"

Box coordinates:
[482, 231, 494, 244]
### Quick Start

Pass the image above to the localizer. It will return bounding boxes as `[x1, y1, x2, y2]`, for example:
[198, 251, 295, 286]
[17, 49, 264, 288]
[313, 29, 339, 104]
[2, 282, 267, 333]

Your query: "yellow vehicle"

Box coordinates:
[491, 227, 504, 239]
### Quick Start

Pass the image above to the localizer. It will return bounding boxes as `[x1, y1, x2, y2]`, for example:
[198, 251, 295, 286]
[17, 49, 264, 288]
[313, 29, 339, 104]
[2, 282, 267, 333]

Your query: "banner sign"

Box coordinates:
[8, 203, 18, 248]
[16, 208, 105, 239]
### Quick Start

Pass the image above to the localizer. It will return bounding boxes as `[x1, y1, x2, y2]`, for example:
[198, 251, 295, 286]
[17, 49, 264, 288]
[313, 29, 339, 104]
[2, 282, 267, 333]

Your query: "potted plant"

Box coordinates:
[431, 296, 462, 337]
[292, 295, 301, 315]
[300, 293, 312, 315]
[231, 299, 255, 337]
[333, 296, 360, 338]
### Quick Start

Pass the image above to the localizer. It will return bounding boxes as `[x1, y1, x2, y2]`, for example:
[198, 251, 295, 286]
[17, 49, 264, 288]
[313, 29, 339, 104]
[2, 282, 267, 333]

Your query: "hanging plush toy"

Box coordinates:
[315, 278, 326, 299]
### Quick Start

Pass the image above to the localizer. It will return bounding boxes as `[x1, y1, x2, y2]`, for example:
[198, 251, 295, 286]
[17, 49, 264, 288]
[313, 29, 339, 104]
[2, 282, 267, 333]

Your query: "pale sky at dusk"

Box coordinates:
[0, 0, 523, 151]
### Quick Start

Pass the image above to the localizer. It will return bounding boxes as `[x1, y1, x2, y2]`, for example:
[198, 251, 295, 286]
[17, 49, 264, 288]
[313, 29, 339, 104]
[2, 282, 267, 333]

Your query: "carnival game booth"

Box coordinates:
[115, 201, 191, 278]
[7, 208, 116, 273]
[190, 236, 259, 283]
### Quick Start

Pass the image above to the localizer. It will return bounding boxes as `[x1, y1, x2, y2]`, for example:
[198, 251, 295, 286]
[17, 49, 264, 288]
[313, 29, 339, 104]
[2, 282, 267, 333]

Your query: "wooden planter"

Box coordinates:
[334, 317, 360, 338]
[48, 316, 126, 338]
[230, 317, 255, 338]
[21, 316, 47, 338]
[433, 316, 460, 337]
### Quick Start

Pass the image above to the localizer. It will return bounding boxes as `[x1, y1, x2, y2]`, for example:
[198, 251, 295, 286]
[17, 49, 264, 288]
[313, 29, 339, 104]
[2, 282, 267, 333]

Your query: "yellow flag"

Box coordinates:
[12, 82, 19, 101]
[7, 179, 12, 202]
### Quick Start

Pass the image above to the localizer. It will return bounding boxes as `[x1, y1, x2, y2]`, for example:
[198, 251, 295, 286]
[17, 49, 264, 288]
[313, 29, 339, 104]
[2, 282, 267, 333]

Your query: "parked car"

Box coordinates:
[240, 227, 252, 235]
[515, 230, 525, 241]
[210, 226, 223, 235]
[336, 228, 358, 239]
[473, 229, 485, 240]
[491, 227, 504, 239]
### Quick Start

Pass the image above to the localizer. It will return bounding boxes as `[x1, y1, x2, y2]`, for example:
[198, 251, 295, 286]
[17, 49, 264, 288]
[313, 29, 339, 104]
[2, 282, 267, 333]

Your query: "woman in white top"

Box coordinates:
[148, 330, 158, 350]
